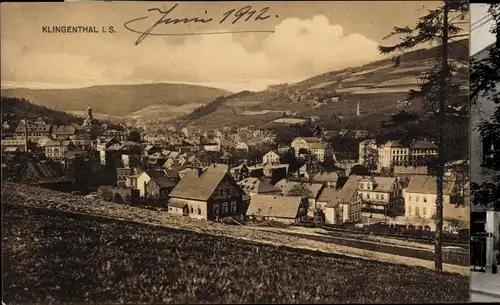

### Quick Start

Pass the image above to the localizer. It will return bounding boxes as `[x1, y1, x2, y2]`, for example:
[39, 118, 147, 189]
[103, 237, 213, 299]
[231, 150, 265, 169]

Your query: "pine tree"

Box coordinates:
[377, 0, 468, 271]
[470, 4, 500, 210]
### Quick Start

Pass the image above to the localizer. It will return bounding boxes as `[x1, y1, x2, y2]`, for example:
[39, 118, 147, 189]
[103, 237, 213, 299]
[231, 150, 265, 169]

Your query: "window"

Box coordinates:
[416, 196, 420, 202]
[423, 207, 427, 216]
[376, 194, 379, 200]
[219, 188, 224, 197]
[197, 207, 201, 215]
[190, 206, 194, 214]
[381, 194, 385, 200]
[415, 206, 420, 216]
[482, 135, 496, 166]
[231, 201, 237, 213]
[223, 202, 229, 213]
[225, 188, 231, 198]
[423, 196, 427, 203]
[409, 195, 412, 201]
[408, 206, 412, 216]
[367, 193, 370, 199]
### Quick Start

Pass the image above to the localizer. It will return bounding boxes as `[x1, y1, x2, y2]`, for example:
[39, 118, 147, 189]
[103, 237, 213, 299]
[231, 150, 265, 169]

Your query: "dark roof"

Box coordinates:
[149, 176, 178, 188]
[21, 160, 66, 181]
[145, 170, 167, 180]
[238, 177, 281, 194]
[15, 123, 52, 133]
[164, 169, 180, 179]
[169, 164, 229, 201]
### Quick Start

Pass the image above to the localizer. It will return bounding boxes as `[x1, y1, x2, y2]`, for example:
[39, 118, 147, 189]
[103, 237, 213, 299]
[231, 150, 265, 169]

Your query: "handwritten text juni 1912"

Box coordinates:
[124, 3, 277, 45]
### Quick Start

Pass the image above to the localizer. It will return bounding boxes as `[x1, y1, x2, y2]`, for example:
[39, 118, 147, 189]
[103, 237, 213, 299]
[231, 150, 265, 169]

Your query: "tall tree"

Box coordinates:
[378, 0, 468, 271]
[470, 4, 500, 210]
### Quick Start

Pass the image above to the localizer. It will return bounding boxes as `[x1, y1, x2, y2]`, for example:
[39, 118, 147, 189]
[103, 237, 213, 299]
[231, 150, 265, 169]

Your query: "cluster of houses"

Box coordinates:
[1, 107, 129, 157]
[1, 107, 469, 233]
[93, 134, 468, 233]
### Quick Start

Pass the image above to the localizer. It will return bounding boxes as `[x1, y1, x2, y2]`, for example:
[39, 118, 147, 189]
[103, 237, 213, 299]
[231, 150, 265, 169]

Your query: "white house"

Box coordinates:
[235, 142, 249, 152]
[262, 150, 280, 165]
[403, 175, 469, 231]
[356, 176, 404, 217]
[291, 137, 335, 162]
[376, 140, 438, 170]
[318, 187, 362, 225]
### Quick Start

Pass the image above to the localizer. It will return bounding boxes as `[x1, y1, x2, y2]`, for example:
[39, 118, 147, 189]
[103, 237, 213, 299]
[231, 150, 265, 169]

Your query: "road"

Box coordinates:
[279, 230, 468, 266]
[470, 292, 500, 303]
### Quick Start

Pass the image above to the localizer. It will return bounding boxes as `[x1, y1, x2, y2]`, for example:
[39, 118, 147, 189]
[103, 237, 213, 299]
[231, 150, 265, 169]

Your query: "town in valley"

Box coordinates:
[1, 1, 471, 304]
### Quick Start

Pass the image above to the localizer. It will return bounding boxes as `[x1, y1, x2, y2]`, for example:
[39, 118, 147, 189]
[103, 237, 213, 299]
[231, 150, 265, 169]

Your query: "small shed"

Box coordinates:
[168, 199, 188, 216]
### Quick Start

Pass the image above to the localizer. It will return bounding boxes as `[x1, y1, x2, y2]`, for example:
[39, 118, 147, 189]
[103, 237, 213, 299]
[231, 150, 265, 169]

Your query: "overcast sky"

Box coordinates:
[2, 1, 448, 92]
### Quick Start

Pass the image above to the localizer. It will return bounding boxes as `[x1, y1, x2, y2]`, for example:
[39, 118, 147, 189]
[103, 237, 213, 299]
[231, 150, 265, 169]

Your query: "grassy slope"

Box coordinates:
[180, 39, 468, 130]
[1, 83, 231, 117]
[3, 204, 469, 304]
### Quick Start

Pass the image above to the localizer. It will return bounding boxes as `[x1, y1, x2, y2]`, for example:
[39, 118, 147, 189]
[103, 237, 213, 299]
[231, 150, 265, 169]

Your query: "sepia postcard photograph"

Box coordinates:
[1, 1, 470, 304]
[470, 1, 500, 303]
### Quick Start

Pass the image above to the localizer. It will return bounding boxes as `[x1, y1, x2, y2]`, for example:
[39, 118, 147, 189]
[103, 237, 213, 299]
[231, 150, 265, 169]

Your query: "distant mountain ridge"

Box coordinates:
[1, 83, 231, 118]
[173, 39, 469, 130]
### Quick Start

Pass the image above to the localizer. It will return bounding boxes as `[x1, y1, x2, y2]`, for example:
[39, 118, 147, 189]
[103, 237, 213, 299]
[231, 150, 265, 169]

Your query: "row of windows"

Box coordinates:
[391, 149, 408, 155]
[351, 212, 361, 221]
[407, 195, 428, 203]
[392, 155, 409, 161]
[361, 192, 386, 200]
[213, 201, 237, 215]
[359, 182, 372, 190]
[407, 206, 428, 217]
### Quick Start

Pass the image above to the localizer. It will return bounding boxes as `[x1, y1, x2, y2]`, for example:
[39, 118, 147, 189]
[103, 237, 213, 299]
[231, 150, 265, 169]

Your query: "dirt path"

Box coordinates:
[2, 183, 469, 275]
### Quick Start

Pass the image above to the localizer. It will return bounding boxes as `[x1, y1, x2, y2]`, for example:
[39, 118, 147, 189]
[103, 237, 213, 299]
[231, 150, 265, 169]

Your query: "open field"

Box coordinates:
[1, 183, 470, 275]
[3, 204, 469, 304]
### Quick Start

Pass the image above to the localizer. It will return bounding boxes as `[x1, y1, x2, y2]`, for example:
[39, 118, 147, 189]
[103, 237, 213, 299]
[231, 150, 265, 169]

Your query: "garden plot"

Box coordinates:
[350, 64, 394, 76]
[374, 76, 420, 87]
[351, 86, 419, 94]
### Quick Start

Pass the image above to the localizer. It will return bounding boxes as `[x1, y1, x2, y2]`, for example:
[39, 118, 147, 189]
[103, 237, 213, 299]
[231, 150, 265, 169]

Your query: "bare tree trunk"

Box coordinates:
[435, 0, 449, 272]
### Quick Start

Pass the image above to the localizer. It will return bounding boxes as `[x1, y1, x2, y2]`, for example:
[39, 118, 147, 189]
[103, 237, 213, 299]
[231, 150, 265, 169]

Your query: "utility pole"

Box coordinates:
[434, 0, 450, 271]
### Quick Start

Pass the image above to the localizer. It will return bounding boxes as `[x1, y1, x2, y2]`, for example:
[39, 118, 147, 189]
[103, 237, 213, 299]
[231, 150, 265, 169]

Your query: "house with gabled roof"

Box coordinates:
[403, 175, 468, 231]
[45, 139, 76, 161]
[168, 164, 245, 221]
[312, 171, 341, 188]
[274, 179, 324, 217]
[237, 177, 281, 197]
[246, 194, 308, 224]
[351, 175, 403, 219]
[145, 174, 178, 202]
[317, 187, 362, 224]
[262, 150, 280, 165]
